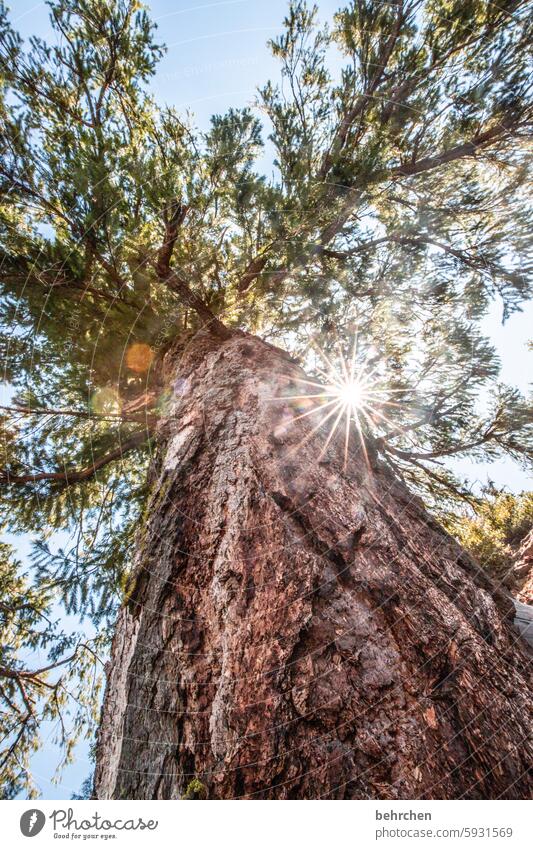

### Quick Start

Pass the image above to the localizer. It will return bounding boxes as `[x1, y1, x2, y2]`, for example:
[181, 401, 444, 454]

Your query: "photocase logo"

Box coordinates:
[20, 809, 46, 838]
[18, 806, 159, 839]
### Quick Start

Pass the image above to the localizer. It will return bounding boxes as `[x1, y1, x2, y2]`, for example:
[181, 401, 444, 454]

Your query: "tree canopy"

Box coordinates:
[0, 0, 531, 797]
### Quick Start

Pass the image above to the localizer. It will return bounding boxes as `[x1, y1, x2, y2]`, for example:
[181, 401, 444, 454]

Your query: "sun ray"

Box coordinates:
[287, 399, 345, 457]
[270, 335, 397, 470]
[318, 403, 346, 461]
[353, 411, 371, 469]
[268, 392, 334, 402]
[279, 375, 329, 391]
[289, 396, 340, 425]
[343, 405, 351, 470]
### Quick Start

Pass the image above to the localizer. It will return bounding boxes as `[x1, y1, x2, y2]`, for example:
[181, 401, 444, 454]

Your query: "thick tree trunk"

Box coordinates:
[94, 331, 532, 800]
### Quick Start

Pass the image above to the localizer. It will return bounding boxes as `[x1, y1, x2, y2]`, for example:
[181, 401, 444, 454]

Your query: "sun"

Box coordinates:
[335, 379, 365, 411]
[274, 337, 397, 469]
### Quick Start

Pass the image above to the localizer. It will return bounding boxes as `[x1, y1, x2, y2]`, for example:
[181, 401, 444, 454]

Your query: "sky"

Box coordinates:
[4, 0, 532, 799]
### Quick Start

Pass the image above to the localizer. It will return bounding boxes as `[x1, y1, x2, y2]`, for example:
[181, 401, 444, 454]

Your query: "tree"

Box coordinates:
[447, 489, 533, 591]
[0, 0, 532, 799]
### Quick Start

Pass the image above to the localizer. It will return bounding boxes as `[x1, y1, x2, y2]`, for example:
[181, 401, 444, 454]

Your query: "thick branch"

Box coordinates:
[320, 119, 522, 250]
[388, 430, 496, 461]
[309, 117, 525, 276]
[236, 5, 408, 295]
[155, 200, 189, 280]
[391, 119, 519, 178]
[159, 269, 233, 340]
[236, 255, 269, 294]
[153, 203, 233, 340]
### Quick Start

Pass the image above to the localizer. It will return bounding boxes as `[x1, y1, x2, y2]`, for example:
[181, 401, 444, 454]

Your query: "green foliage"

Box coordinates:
[0, 538, 104, 798]
[447, 490, 533, 584]
[71, 772, 94, 800]
[0, 0, 531, 794]
[182, 777, 208, 800]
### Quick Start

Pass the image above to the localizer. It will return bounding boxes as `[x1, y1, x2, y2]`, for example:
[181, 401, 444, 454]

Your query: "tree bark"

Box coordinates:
[94, 331, 532, 800]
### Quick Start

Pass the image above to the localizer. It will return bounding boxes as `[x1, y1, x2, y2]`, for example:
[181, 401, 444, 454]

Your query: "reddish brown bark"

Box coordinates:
[94, 331, 532, 800]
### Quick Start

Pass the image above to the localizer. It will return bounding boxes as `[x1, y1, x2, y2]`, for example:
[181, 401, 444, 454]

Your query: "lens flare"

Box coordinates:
[336, 380, 364, 410]
[126, 343, 154, 374]
[274, 337, 398, 469]
[91, 386, 121, 415]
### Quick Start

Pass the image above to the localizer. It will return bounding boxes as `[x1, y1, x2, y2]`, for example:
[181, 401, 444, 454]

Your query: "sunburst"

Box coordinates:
[274, 337, 399, 469]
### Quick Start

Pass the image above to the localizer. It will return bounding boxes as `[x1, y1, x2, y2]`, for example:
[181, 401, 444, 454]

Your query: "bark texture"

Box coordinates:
[94, 331, 532, 800]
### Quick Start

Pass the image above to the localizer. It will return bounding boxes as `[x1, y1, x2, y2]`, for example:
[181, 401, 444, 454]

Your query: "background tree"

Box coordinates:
[0, 0, 532, 799]
[448, 488, 533, 589]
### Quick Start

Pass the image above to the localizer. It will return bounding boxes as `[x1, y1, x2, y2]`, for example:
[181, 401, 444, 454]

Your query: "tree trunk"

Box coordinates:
[94, 331, 532, 800]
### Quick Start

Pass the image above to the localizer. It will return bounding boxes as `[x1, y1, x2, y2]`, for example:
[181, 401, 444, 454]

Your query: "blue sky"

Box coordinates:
[5, 0, 532, 798]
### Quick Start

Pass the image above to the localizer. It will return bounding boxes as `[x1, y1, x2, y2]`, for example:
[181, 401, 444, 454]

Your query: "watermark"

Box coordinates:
[20, 810, 46, 837]
[18, 808, 159, 840]
[376, 809, 432, 821]
[158, 55, 259, 82]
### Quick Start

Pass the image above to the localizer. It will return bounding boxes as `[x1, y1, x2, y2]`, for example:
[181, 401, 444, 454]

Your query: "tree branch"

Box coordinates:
[160, 270, 233, 339]
[0, 653, 76, 684]
[153, 200, 233, 339]
[236, 255, 269, 294]
[391, 118, 520, 178]
[155, 200, 189, 280]
[234, 107, 523, 298]
[318, 0, 406, 180]
[1, 404, 154, 424]
[321, 234, 526, 286]
[0, 430, 150, 487]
